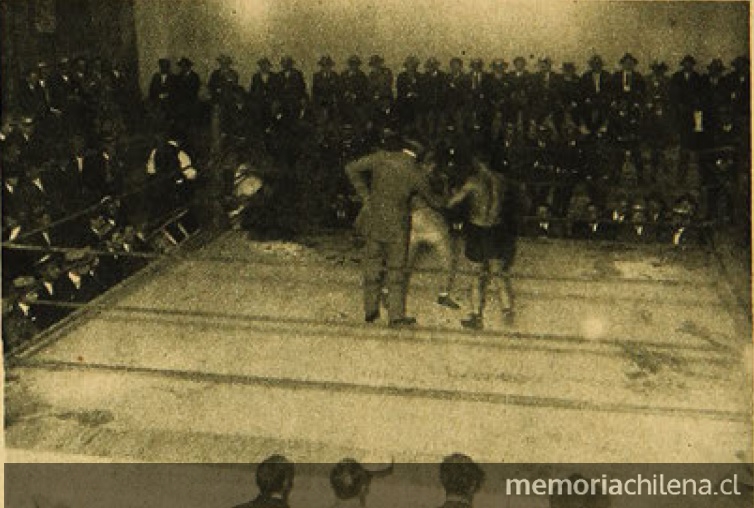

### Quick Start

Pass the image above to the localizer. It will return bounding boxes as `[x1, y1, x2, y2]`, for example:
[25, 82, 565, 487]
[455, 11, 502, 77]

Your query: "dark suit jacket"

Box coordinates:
[580, 70, 612, 103]
[611, 70, 646, 102]
[148, 72, 176, 104]
[341, 69, 369, 104]
[396, 71, 421, 101]
[250, 71, 278, 103]
[421, 70, 448, 109]
[346, 149, 444, 242]
[312, 70, 342, 107]
[445, 72, 471, 110]
[669, 71, 704, 109]
[276, 69, 307, 104]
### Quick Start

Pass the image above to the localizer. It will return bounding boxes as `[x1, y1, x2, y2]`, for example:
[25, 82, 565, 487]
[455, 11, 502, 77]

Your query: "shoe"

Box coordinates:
[437, 294, 461, 310]
[461, 314, 483, 330]
[389, 317, 417, 327]
[365, 311, 380, 323]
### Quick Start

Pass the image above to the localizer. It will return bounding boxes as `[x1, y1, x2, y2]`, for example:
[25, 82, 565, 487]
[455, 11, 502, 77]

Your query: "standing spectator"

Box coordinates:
[208, 54, 240, 104]
[508, 56, 532, 134]
[367, 54, 394, 133]
[249, 57, 278, 136]
[312, 55, 341, 127]
[445, 57, 470, 133]
[276, 56, 307, 128]
[173, 57, 201, 130]
[420, 57, 446, 140]
[395, 55, 422, 136]
[340, 55, 369, 127]
[148, 58, 176, 126]
[670, 55, 705, 181]
[579, 55, 612, 138]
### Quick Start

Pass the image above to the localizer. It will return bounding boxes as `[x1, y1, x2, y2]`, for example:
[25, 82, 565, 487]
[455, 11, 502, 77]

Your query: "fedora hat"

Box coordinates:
[679, 55, 696, 66]
[650, 61, 668, 73]
[347, 55, 362, 66]
[177, 57, 193, 67]
[368, 54, 384, 67]
[217, 54, 233, 65]
[318, 55, 334, 67]
[619, 53, 638, 65]
[403, 55, 419, 68]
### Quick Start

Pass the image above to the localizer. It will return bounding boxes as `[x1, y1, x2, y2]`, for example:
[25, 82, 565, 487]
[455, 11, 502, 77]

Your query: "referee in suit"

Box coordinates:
[346, 129, 446, 326]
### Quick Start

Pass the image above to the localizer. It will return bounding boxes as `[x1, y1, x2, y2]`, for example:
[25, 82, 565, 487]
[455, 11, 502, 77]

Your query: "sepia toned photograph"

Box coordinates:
[1, 0, 752, 506]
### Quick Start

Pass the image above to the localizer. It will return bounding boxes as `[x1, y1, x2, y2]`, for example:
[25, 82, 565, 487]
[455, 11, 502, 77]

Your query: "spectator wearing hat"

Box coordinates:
[670, 55, 705, 152]
[312, 55, 342, 126]
[367, 54, 394, 133]
[444, 57, 470, 133]
[173, 57, 201, 129]
[661, 193, 702, 246]
[58, 249, 105, 303]
[438, 454, 485, 508]
[612, 53, 645, 104]
[17, 66, 48, 120]
[724, 56, 750, 126]
[557, 62, 581, 126]
[467, 59, 489, 140]
[148, 58, 177, 126]
[579, 55, 612, 138]
[3, 277, 42, 349]
[419, 57, 447, 140]
[232, 455, 295, 508]
[487, 59, 512, 143]
[341, 55, 369, 126]
[396, 55, 422, 135]
[209, 54, 240, 104]
[531, 57, 562, 128]
[33, 253, 71, 328]
[508, 56, 532, 134]
[249, 57, 279, 135]
[643, 61, 673, 171]
[275, 55, 307, 128]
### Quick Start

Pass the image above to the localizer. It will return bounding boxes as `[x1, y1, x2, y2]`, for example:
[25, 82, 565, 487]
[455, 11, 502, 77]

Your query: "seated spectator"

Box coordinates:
[3, 277, 42, 351]
[232, 454, 295, 508]
[329, 459, 394, 508]
[438, 453, 485, 508]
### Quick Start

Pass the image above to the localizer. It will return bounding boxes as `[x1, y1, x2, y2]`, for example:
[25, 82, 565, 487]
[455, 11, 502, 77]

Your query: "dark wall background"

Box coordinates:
[133, 0, 749, 94]
[1, 0, 138, 113]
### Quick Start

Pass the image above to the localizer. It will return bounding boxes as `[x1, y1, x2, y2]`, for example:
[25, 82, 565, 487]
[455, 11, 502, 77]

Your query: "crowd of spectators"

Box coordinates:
[151, 51, 750, 243]
[2, 49, 751, 350]
[2, 55, 199, 352]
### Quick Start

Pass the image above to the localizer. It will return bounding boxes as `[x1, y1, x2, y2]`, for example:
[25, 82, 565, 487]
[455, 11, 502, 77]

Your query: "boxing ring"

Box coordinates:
[5, 229, 752, 463]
